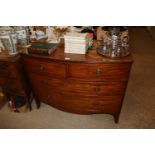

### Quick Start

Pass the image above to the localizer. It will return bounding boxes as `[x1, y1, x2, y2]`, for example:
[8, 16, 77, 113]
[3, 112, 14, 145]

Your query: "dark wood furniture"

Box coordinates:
[0, 54, 33, 110]
[22, 43, 133, 123]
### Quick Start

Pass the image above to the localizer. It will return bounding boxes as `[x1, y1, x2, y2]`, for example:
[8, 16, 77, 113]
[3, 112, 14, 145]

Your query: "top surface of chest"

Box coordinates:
[21, 43, 133, 63]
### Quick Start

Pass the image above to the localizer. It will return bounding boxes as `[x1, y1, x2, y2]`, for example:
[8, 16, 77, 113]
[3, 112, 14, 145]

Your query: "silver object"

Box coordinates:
[97, 27, 130, 58]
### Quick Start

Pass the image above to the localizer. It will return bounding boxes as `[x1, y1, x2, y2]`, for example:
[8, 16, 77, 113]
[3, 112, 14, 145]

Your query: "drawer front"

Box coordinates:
[0, 62, 17, 78]
[62, 81, 126, 96]
[28, 73, 126, 96]
[69, 63, 131, 81]
[23, 57, 66, 78]
[3, 78, 25, 95]
[28, 73, 64, 89]
[49, 93, 122, 114]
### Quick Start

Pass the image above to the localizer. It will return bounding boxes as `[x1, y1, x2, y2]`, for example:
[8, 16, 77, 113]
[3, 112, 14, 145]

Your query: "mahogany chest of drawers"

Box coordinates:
[0, 54, 33, 110]
[22, 44, 133, 123]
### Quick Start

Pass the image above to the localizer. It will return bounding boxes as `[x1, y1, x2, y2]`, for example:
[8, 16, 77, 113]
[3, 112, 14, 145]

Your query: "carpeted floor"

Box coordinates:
[0, 27, 155, 129]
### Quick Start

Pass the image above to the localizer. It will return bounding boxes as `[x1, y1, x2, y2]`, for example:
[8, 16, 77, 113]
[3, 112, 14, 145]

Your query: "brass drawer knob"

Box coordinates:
[96, 68, 102, 76]
[92, 102, 100, 107]
[47, 95, 51, 99]
[40, 64, 45, 71]
[94, 86, 100, 92]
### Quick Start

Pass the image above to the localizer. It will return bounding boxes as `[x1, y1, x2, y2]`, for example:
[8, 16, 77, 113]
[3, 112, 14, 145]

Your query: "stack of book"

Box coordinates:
[64, 33, 93, 54]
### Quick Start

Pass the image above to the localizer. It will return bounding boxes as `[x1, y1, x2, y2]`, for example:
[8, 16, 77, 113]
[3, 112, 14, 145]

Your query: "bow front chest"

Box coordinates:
[22, 44, 133, 123]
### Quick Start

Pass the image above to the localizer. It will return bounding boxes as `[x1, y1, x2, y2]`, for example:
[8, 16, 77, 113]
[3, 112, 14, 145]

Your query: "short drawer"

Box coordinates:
[23, 57, 66, 78]
[68, 63, 131, 81]
[28, 73, 64, 88]
[0, 62, 17, 78]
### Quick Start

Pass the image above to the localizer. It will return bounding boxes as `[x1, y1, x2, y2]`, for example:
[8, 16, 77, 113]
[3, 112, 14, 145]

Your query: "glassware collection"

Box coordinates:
[96, 26, 130, 58]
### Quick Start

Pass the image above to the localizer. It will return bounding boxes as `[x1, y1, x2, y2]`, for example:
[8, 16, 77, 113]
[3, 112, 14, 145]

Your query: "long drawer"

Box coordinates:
[40, 92, 122, 114]
[22, 57, 66, 78]
[68, 62, 131, 81]
[28, 73, 127, 96]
